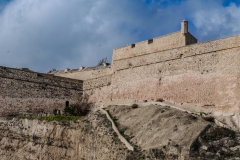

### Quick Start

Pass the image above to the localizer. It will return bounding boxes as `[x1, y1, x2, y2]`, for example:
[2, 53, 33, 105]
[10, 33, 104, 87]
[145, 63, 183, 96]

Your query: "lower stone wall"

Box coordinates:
[0, 97, 78, 117]
[0, 69, 83, 117]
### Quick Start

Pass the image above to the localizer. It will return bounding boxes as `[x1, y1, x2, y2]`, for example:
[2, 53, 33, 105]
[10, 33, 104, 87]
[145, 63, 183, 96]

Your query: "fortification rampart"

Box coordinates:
[52, 20, 240, 129]
[106, 34, 240, 129]
[0, 66, 83, 89]
[0, 66, 83, 117]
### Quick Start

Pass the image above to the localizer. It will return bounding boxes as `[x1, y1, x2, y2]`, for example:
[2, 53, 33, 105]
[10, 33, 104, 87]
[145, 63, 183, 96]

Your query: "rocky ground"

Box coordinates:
[0, 104, 239, 160]
[0, 110, 132, 160]
[106, 104, 240, 160]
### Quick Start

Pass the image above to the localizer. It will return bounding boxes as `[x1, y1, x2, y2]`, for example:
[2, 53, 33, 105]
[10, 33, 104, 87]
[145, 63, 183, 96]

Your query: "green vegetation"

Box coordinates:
[17, 115, 82, 121]
[64, 102, 91, 116]
[16, 95, 92, 122]
[40, 115, 81, 121]
[97, 57, 108, 66]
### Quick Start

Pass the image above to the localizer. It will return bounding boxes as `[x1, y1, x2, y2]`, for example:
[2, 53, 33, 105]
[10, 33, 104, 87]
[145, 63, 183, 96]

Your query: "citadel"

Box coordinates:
[1, 20, 240, 130]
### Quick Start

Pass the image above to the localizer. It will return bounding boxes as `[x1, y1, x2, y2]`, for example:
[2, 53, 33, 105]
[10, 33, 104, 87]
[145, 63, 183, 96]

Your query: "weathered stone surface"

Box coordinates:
[0, 111, 130, 160]
[1, 104, 239, 160]
[0, 66, 83, 117]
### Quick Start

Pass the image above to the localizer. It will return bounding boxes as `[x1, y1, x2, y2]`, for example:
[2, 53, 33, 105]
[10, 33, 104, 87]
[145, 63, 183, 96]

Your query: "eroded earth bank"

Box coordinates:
[0, 104, 240, 160]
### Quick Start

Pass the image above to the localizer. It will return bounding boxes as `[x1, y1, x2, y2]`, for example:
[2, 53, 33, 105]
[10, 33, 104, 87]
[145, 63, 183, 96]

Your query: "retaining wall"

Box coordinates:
[0, 66, 83, 117]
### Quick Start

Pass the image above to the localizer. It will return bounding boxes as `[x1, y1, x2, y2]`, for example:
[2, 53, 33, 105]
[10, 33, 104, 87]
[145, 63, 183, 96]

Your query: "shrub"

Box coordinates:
[97, 57, 108, 66]
[131, 104, 138, 109]
[64, 95, 92, 116]
[202, 116, 215, 123]
[156, 98, 164, 102]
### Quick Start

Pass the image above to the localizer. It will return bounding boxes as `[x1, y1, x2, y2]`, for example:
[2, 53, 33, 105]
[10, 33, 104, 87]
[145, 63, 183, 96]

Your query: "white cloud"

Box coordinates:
[0, 0, 143, 72]
[189, 0, 240, 40]
[0, 0, 240, 72]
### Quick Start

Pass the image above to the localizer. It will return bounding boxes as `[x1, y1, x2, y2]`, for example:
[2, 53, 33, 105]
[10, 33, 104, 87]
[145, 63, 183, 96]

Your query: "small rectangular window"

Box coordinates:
[131, 44, 135, 48]
[148, 39, 153, 44]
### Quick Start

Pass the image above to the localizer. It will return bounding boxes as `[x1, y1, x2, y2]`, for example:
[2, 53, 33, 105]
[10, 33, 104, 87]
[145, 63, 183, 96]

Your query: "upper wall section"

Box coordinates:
[112, 31, 197, 62]
[56, 67, 112, 81]
[112, 34, 240, 72]
[0, 66, 83, 90]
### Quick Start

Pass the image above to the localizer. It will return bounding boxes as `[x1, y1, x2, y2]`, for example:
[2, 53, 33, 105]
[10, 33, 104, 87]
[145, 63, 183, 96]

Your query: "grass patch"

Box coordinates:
[40, 115, 81, 121]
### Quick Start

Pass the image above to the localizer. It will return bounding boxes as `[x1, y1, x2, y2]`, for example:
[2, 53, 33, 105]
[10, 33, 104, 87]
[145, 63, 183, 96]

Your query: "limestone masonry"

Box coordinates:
[0, 66, 83, 117]
[56, 20, 240, 130]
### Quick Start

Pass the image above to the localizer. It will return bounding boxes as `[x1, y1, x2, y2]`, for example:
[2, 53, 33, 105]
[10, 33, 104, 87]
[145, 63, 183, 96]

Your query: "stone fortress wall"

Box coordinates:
[111, 35, 240, 124]
[0, 66, 83, 117]
[57, 20, 240, 129]
[55, 66, 112, 91]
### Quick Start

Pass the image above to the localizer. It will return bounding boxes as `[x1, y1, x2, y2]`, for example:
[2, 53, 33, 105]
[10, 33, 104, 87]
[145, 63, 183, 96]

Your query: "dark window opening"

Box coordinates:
[66, 101, 69, 107]
[131, 44, 135, 48]
[148, 39, 153, 44]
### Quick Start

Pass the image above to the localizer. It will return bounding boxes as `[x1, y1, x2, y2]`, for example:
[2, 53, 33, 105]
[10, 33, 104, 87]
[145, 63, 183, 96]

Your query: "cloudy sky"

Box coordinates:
[0, 0, 240, 72]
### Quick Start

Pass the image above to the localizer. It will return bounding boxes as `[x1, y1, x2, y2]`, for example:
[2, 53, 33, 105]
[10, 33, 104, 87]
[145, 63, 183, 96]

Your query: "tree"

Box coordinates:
[97, 57, 108, 66]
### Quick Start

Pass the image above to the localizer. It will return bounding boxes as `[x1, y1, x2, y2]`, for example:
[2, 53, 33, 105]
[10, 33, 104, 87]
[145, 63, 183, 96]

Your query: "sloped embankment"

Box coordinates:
[0, 111, 136, 160]
[0, 104, 239, 160]
[106, 104, 240, 159]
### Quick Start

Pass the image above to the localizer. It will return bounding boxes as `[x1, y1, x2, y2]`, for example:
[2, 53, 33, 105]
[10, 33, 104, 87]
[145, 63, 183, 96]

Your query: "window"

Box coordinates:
[148, 39, 153, 44]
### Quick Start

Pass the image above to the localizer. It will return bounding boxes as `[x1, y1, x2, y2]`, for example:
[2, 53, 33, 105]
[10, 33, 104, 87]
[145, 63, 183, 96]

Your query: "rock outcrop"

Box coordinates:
[0, 104, 240, 160]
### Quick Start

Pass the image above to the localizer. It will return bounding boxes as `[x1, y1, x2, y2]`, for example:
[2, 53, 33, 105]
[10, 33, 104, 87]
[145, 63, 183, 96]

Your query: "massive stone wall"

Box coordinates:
[53, 26, 240, 128]
[107, 35, 240, 129]
[0, 66, 83, 117]
[68, 34, 240, 129]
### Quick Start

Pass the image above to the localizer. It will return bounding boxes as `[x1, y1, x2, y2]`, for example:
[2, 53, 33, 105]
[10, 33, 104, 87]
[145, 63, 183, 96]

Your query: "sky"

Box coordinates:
[0, 0, 240, 72]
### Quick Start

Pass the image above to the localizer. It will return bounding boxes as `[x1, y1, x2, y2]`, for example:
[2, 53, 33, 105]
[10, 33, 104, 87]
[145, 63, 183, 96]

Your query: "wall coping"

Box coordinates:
[113, 31, 181, 51]
[0, 66, 83, 84]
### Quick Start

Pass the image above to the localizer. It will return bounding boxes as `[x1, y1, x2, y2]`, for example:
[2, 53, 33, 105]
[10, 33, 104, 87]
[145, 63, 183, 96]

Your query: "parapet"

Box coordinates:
[112, 20, 197, 61]
[0, 66, 83, 90]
